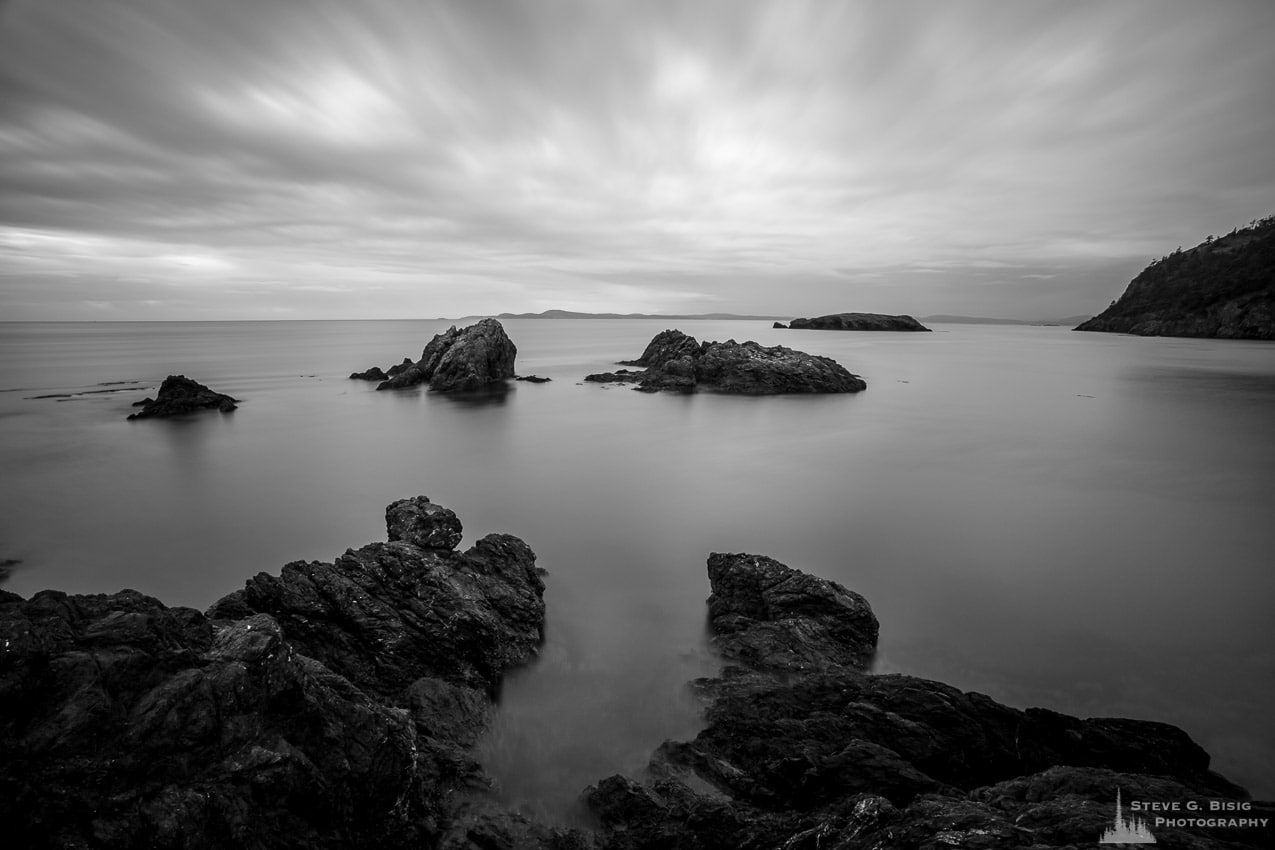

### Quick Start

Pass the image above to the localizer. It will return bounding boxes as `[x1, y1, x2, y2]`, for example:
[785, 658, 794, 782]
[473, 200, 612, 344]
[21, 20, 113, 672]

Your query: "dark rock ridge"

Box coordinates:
[1076, 215, 1275, 339]
[127, 375, 237, 419]
[351, 319, 518, 392]
[786, 312, 932, 332]
[0, 497, 575, 850]
[586, 329, 866, 394]
[582, 552, 1270, 850]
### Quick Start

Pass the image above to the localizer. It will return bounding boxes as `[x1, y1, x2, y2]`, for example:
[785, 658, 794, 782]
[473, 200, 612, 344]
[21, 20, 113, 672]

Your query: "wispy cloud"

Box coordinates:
[2, 0, 1273, 319]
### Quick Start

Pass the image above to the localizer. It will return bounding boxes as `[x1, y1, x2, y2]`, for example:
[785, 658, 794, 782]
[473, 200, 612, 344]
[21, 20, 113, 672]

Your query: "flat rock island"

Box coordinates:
[780, 312, 932, 331]
[585, 329, 867, 394]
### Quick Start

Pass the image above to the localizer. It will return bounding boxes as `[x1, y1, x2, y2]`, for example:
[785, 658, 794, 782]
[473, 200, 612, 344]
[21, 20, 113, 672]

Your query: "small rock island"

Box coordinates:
[1075, 215, 1275, 339]
[127, 374, 238, 419]
[586, 329, 867, 394]
[351, 317, 518, 392]
[780, 312, 932, 331]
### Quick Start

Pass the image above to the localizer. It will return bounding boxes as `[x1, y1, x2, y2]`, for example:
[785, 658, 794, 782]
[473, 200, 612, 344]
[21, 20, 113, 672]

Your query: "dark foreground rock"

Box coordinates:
[582, 553, 1271, 850]
[586, 329, 866, 394]
[1075, 215, 1275, 339]
[0, 497, 581, 850]
[351, 319, 518, 392]
[127, 374, 237, 419]
[786, 312, 932, 331]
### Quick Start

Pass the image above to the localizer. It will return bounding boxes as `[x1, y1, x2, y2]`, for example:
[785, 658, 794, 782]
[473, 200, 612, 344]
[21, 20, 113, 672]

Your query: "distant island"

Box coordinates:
[779, 312, 931, 332]
[442, 309, 784, 322]
[1075, 215, 1275, 339]
[922, 314, 1092, 326]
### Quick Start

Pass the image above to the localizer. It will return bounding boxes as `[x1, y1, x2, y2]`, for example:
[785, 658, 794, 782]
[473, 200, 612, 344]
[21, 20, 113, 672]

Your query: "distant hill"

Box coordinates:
[442, 309, 783, 322]
[1075, 216, 1275, 339]
[922, 314, 1093, 327]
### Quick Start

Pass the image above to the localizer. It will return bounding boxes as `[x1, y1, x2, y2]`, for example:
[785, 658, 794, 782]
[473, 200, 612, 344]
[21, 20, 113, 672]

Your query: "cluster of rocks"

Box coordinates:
[2, 508, 1269, 848]
[0, 497, 567, 849]
[777, 312, 932, 332]
[351, 318, 519, 392]
[578, 554, 1271, 849]
[585, 329, 867, 394]
[127, 374, 238, 419]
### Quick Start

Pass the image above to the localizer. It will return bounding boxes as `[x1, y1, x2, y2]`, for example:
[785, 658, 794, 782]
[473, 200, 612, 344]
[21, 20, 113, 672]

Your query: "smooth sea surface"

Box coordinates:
[2, 319, 1273, 816]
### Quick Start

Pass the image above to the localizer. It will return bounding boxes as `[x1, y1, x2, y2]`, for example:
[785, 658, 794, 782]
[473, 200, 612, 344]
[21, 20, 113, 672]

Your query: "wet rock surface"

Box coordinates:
[127, 374, 238, 419]
[581, 553, 1271, 850]
[0, 498, 570, 850]
[785, 312, 932, 332]
[586, 329, 866, 394]
[4, 526, 1269, 849]
[351, 319, 518, 392]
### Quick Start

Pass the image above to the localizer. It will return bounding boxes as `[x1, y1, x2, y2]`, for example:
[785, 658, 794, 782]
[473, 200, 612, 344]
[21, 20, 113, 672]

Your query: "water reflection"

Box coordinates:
[1, 320, 1273, 809]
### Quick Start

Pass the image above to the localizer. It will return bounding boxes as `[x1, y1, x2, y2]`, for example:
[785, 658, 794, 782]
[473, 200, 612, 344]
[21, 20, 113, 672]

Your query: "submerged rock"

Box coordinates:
[786, 312, 932, 331]
[352, 319, 519, 393]
[0, 498, 562, 849]
[583, 553, 1268, 850]
[126, 374, 237, 419]
[587, 329, 866, 394]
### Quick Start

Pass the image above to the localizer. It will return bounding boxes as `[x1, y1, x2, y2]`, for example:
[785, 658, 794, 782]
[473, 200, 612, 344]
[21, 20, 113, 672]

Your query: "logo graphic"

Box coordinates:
[1100, 788, 1157, 844]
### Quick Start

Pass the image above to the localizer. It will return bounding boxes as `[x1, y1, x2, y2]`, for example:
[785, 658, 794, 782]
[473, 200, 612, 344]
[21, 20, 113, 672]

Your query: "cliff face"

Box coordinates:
[1075, 216, 1275, 339]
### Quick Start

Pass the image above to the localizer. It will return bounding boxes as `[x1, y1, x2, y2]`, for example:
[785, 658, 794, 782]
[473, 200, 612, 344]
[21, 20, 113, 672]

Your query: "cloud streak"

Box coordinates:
[2, 0, 1273, 319]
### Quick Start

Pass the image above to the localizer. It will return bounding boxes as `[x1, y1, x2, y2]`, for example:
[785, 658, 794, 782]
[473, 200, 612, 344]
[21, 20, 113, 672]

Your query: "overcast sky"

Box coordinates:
[2, 0, 1273, 321]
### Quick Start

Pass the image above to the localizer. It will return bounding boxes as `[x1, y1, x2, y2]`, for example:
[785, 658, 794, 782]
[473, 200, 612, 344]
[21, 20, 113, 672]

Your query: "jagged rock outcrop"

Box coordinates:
[127, 375, 237, 419]
[585, 330, 866, 394]
[0, 497, 566, 850]
[786, 312, 931, 332]
[1075, 216, 1275, 339]
[582, 553, 1270, 850]
[351, 319, 518, 392]
[349, 365, 388, 381]
[706, 553, 878, 673]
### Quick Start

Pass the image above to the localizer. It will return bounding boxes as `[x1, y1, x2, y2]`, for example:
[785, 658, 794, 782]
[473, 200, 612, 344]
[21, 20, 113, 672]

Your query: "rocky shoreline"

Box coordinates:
[2, 501, 1269, 849]
[0, 497, 562, 849]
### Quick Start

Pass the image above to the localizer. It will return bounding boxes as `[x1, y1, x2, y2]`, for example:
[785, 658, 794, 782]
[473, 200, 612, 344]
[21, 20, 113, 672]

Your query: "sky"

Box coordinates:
[2, 0, 1273, 321]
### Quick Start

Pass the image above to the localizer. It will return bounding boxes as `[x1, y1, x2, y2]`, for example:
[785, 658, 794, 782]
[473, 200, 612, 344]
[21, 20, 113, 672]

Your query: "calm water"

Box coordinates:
[2, 319, 1273, 814]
